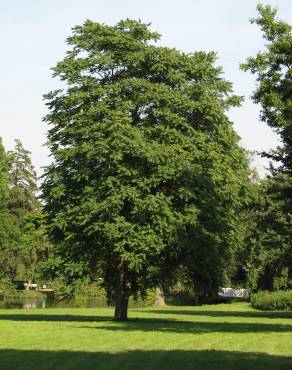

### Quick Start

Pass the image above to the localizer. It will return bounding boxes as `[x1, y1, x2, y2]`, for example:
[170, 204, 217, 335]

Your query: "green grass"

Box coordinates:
[0, 302, 292, 369]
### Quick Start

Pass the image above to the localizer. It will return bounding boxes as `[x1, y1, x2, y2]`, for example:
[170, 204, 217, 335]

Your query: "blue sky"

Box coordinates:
[0, 0, 291, 176]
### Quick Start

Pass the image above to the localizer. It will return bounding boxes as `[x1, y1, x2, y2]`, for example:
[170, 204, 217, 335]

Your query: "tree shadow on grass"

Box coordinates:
[141, 309, 292, 320]
[79, 319, 292, 334]
[1, 309, 292, 324]
[1, 313, 292, 333]
[0, 349, 291, 370]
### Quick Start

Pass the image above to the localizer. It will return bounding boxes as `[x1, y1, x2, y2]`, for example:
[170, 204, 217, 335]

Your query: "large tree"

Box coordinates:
[242, 4, 292, 290]
[43, 19, 250, 320]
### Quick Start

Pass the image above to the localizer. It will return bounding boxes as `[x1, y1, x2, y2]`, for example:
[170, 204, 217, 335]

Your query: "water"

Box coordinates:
[0, 295, 109, 309]
[0, 294, 152, 309]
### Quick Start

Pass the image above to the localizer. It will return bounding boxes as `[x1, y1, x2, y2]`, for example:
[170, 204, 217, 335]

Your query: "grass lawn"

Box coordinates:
[0, 301, 292, 370]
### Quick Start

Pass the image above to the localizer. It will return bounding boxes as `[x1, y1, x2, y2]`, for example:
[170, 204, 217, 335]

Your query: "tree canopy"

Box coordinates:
[0, 139, 50, 284]
[42, 19, 251, 320]
[242, 4, 292, 290]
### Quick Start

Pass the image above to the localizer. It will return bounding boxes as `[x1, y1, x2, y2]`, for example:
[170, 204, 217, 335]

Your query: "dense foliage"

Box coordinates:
[241, 4, 292, 291]
[42, 19, 251, 320]
[251, 290, 292, 310]
[0, 138, 19, 280]
[2, 5, 291, 317]
[0, 139, 51, 286]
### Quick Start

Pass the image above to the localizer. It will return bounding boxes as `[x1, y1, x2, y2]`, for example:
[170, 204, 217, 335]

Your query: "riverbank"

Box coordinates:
[0, 288, 154, 309]
[1, 302, 292, 370]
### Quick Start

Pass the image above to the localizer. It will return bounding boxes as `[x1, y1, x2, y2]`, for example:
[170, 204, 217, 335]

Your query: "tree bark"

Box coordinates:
[114, 261, 129, 321]
[114, 295, 129, 321]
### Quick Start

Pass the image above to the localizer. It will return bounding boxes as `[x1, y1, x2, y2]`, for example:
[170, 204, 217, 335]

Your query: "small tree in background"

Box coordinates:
[0, 138, 9, 209]
[0, 139, 51, 284]
[0, 137, 20, 280]
[43, 19, 250, 320]
[8, 139, 39, 219]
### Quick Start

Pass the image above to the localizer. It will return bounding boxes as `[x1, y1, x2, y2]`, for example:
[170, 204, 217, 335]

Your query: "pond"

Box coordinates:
[0, 293, 154, 309]
[0, 295, 110, 309]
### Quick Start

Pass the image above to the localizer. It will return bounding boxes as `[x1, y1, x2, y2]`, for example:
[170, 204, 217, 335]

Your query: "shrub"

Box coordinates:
[0, 278, 16, 299]
[165, 282, 199, 306]
[251, 290, 292, 310]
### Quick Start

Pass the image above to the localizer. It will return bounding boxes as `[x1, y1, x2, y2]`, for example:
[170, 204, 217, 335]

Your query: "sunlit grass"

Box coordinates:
[0, 302, 292, 369]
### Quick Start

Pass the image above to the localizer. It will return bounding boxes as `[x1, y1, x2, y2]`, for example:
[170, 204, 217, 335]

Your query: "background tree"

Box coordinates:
[231, 174, 267, 290]
[8, 139, 39, 220]
[0, 139, 51, 284]
[0, 137, 9, 208]
[43, 19, 251, 320]
[18, 210, 52, 285]
[242, 4, 292, 290]
[7, 140, 50, 284]
[0, 137, 20, 280]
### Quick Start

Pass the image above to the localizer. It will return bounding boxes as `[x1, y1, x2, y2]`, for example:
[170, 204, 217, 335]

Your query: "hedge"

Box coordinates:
[251, 290, 292, 310]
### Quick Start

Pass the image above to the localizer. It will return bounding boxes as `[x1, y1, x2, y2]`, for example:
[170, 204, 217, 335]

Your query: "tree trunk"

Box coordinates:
[114, 294, 129, 321]
[114, 261, 129, 321]
[153, 287, 166, 306]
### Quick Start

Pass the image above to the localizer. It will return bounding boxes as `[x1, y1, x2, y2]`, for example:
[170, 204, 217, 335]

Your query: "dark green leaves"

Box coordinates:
[43, 19, 251, 305]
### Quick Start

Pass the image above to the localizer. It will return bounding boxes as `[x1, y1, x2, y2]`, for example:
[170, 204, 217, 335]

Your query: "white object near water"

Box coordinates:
[218, 287, 249, 299]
